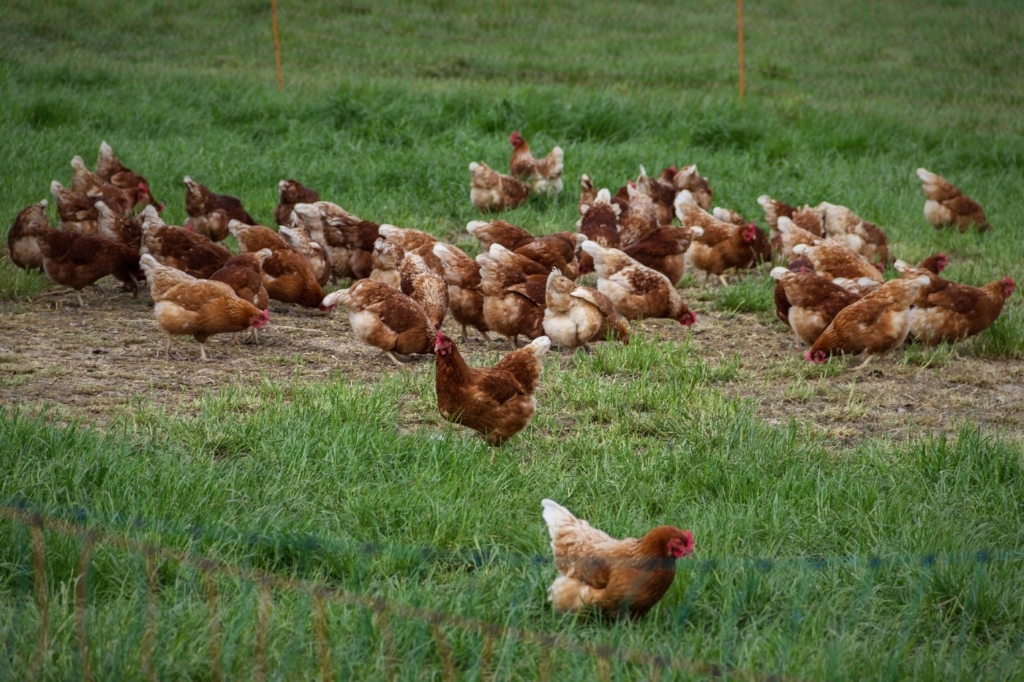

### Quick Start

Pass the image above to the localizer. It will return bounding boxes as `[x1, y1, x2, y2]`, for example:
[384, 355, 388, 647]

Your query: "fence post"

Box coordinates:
[272, 0, 283, 90]
[737, 0, 746, 99]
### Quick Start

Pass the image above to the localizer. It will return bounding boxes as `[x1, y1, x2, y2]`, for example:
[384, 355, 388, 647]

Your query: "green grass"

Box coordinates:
[2, 0, 1024, 679]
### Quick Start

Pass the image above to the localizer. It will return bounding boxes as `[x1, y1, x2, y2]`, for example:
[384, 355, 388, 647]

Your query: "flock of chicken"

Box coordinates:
[7, 136, 1014, 442]
[5, 134, 1015, 618]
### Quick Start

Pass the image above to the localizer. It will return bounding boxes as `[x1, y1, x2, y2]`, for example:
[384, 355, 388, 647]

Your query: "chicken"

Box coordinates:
[543, 269, 629, 350]
[757, 195, 824, 236]
[509, 131, 564, 197]
[576, 188, 622, 275]
[274, 179, 319, 227]
[617, 184, 659, 248]
[805, 275, 932, 363]
[466, 219, 535, 252]
[476, 251, 547, 349]
[775, 217, 822, 261]
[636, 165, 677, 226]
[140, 254, 268, 361]
[39, 229, 142, 305]
[831, 277, 882, 296]
[671, 164, 712, 211]
[183, 176, 256, 242]
[489, 243, 552, 279]
[916, 168, 989, 232]
[622, 226, 702, 287]
[676, 192, 771, 282]
[210, 249, 272, 310]
[261, 247, 327, 310]
[50, 180, 129, 234]
[95, 142, 161, 212]
[514, 232, 582, 280]
[791, 241, 884, 283]
[712, 206, 747, 226]
[469, 161, 530, 212]
[434, 332, 551, 445]
[399, 253, 449, 330]
[918, 252, 948, 275]
[95, 201, 142, 251]
[278, 225, 330, 286]
[894, 260, 1014, 345]
[228, 221, 290, 253]
[580, 241, 696, 326]
[140, 207, 232, 279]
[377, 225, 444, 275]
[541, 499, 694, 618]
[578, 174, 598, 216]
[817, 202, 890, 264]
[322, 279, 436, 365]
[770, 267, 861, 345]
[432, 243, 491, 343]
[8, 200, 50, 271]
[292, 202, 379, 280]
[369, 238, 405, 289]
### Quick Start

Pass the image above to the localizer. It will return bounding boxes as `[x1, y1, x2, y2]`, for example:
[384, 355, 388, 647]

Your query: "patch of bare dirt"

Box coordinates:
[1, 283, 1022, 447]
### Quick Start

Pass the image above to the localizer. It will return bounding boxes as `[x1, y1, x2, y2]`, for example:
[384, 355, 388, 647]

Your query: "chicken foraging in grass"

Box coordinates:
[209, 249, 272, 344]
[791, 241, 884, 284]
[95, 142, 161, 212]
[543, 269, 629, 351]
[369, 237, 405, 290]
[916, 168, 989, 232]
[671, 164, 712, 211]
[140, 254, 268, 362]
[469, 161, 531, 212]
[894, 260, 1014, 345]
[578, 174, 598, 216]
[228, 220, 291, 254]
[466, 219, 536, 252]
[817, 202, 890, 265]
[274, 179, 320, 228]
[509, 131, 564, 197]
[292, 202, 379, 281]
[514, 232, 582, 280]
[322, 279, 436, 365]
[183, 176, 256, 242]
[50, 180, 128, 234]
[771, 267, 862, 346]
[489, 243, 550, 279]
[377, 225, 444, 275]
[541, 499, 694, 619]
[8, 200, 50, 272]
[95, 200, 143, 251]
[140, 206, 232, 279]
[676, 191, 771, 283]
[636, 165, 677, 226]
[227, 220, 327, 309]
[622, 226, 702, 287]
[805, 275, 932, 364]
[580, 240, 695, 326]
[577, 188, 622, 275]
[476, 250, 547, 349]
[775, 217, 822, 261]
[617, 184, 659, 248]
[278, 224, 330, 286]
[432, 242, 491, 344]
[38, 229, 142, 305]
[434, 332, 551, 446]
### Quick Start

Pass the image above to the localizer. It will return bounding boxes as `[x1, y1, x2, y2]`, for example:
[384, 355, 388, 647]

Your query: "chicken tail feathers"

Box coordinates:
[541, 498, 576, 539]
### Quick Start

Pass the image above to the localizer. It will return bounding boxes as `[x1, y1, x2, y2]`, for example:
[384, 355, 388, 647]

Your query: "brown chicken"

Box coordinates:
[894, 260, 1014, 345]
[712, 206, 747, 226]
[466, 219, 536, 252]
[274, 179, 320, 227]
[916, 168, 989, 232]
[757, 195, 825, 236]
[140, 207, 232, 279]
[618, 184, 659, 248]
[95, 201, 142, 251]
[543, 270, 629, 350]
[775, 217, 822, 261]
[228, 221, 290, 253]
[542, 499, 694, 619]
[576, 188, 622, 275]
[578, 174, 598, 216]
[635, 165, 678, 226]
[671, 164, 712, 211]
[622, 226, 702, 286]
[514, 232, 582, 280]
[509, 131, 564, 197]
[805, 275, 932, 363]
[95, 142, 161, 212]
[39, 229, 142, 305]
[469, 161, 530, 212]
[140, 254, 268, 361]
[183, 176, 256, 242]
[477, 251, 547, 349]
[50, 180, 129, 234]
[791, 241, 884, 283]
[581, 241, 695, 326]
[278, 225, 330, 286]
[210, 249, 272, 310]
[8, 200, 50, 271]
[489, 243, 550, 279]
[771, 266, 861, 345]
[399, 253, 449, 330]
[292, 202, 379, 280]
[676, 192, 771, 282]
[817, 202, 890, 264]
[377, 225, 444, 275]
[434, 332, 551, 445]
[369, 238, 405, 289]
[432, 243, 491, 343]
[227, 220, 327, 309]
[323, 279, 435, 365]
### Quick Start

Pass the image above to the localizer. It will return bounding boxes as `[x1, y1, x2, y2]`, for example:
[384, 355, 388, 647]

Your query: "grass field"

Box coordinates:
[2, 1, 1024, 679]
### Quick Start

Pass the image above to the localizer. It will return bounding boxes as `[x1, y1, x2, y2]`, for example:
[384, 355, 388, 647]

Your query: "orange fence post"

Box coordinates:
[737, 0, 746, 99]
[272, 0, 283, 90]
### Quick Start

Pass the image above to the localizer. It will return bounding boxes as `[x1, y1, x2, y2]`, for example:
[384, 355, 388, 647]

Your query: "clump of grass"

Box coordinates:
[714, 275, 775, 315]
